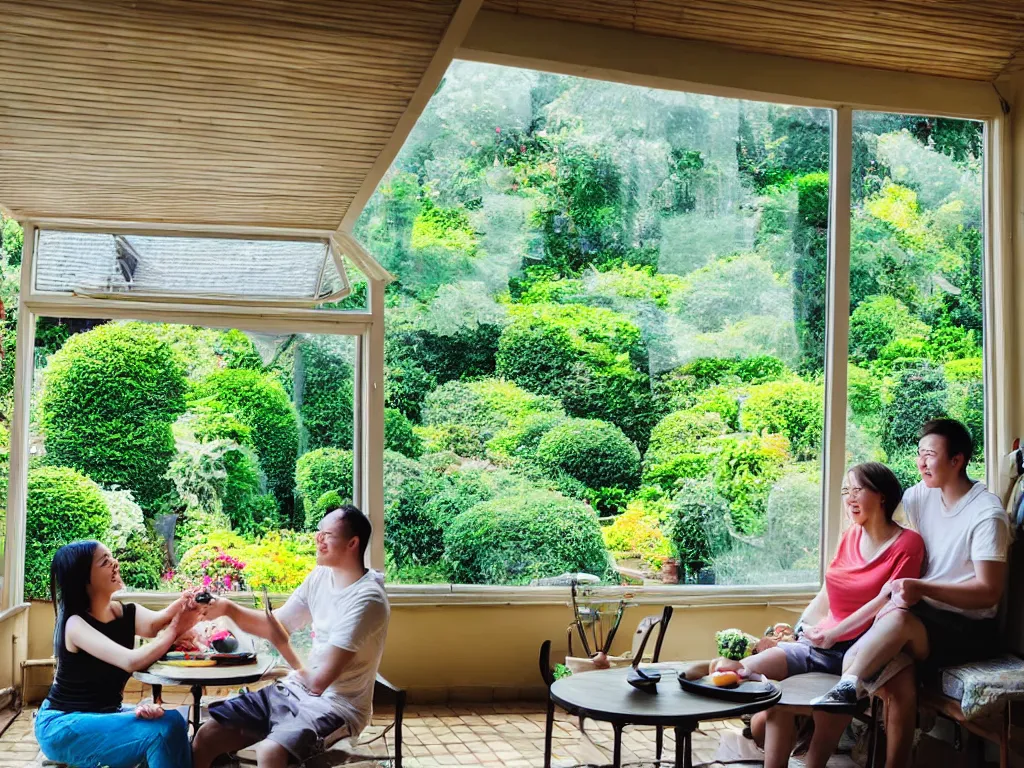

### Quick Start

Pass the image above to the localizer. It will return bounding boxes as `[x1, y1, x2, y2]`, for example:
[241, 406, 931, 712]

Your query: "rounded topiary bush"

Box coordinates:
[669, 479, 731, 578]
[26, 466, 111, 599]
[192, 369, 299, 519]
[115, 529, 166, 590]
[421, 378, 563, 442]
[295, 448, 353, 530]
[40, 322, 188, 508]
[643, 410, 727, 491]
[848, 295, 929, 365]
[537, 418, 641, 491]
[741, 379, 824, 459]
[297, 338, 355, 452]
[879, 362, 948, 457]
[385, 408, 423, 459]
[384, 473, 448, 568]
[443, 490, 610, 585]
[495, 304, 655, 448]
[487, 412, 566, 464]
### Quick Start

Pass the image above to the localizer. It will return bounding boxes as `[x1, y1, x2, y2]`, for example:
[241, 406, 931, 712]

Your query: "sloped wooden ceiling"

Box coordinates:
[483, 0, 1024, 82]
[0, 0, 470, 229]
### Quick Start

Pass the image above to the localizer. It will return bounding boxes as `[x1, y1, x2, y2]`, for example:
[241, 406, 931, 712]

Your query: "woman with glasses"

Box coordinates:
[710, 462, 925, 768]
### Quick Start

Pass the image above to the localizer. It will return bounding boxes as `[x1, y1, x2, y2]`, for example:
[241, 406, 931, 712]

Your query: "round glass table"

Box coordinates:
[545, 663, 782, 768]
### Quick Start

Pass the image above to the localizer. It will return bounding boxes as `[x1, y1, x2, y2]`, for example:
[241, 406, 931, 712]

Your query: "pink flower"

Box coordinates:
[495, 126, 501, 134]
[223, 575, 232, 589]
[202, 575, 212, 587]
[202, 560, 210, 568]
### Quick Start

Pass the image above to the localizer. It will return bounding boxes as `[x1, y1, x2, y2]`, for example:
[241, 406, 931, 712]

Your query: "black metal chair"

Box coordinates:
[540, 605, 674, 766]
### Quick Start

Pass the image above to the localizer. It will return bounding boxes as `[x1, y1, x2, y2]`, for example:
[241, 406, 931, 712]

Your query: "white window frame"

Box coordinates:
[1, 114, 1009, 612]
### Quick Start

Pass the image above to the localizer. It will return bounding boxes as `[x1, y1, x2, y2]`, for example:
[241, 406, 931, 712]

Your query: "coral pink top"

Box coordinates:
[816, 525, 925, 642]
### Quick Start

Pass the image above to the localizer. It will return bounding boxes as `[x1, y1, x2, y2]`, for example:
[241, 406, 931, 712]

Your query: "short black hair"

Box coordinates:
[326, 504, 372, 561]
[849, 462, 903, 521]
[920, 418, 974, 472]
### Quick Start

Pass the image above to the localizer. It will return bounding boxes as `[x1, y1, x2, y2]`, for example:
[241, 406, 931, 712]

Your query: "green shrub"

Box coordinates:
[763, 472, 821, 572]
[385, 408, 423, 459]
[537, 418, 641, 492]
[495, 304, 656, 448]
[192, 369, 299, 521]
[848, 296, 930, 364]
[652, 358, 738, 413]
[734, 355, 788, 384]
[312, 490, 346, 520]
[295, 448, 353, 529]
[880, 362, 948, 457]
[40, 322, 188, 508]
[946, 364, 984, 457]
[643, 410, 727, 491]
[26, 466, 111, 599]
[217, 329, 265, 371]
[602, 499, 672, 571]
[741, 379, 824, 459]
[668, 479, 731, 577]
[383, 450, 426, 512]
[297, 338, 354, 452]
[443, 490, 610, 585]
[240, 531, 317, 592]
[889, 450, 922, 491]
[487, 412, 566, 464]
[691, 385, 743, 431]
[414, 424, 486, 458]
[384, 335, 437, 422]
[793, 172, 830, 372]
[421, 378, 563, 442]
[101, 488, 146, 551]
[847, 364, 882, 418]
[115, 529, 166, 590]
[384, 473, 448, 568]
[713, 433, 790, 535]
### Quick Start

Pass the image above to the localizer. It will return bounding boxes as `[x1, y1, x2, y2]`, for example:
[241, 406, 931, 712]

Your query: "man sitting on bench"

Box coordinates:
[193, 505, 390, 768]
[812, 419, 1009, 768]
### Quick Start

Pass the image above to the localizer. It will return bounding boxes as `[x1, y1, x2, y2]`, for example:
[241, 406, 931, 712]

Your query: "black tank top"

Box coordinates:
[46, 602, 137, 713]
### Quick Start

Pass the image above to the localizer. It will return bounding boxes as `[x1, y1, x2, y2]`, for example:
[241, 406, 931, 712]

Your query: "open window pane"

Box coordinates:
[34, 231, 344, 303]
[845, 114, 985, 489]
[367, 61, 832, 587]
[24, 318, 355, 597]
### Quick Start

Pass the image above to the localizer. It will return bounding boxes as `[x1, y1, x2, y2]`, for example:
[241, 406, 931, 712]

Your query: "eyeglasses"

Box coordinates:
[840, 486, 866, 498]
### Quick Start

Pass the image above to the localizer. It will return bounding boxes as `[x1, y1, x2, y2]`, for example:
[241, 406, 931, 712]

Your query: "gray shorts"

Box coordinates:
[208, 682, 350, 763]
[779, 637, 856, 677]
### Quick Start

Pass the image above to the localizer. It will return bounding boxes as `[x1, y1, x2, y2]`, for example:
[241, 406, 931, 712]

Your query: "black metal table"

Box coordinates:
[134, 654, 275, 739]
[546, 663, 782, 768]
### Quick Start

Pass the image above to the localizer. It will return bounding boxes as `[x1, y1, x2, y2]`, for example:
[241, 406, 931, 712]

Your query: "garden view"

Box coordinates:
[0, 62, 985, 595]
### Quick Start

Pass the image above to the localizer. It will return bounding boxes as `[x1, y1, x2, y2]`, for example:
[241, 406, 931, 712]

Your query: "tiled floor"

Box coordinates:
[7, 686, 748, 767]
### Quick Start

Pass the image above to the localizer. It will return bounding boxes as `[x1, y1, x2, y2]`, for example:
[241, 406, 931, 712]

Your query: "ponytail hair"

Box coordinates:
[50, 541, 99, 659]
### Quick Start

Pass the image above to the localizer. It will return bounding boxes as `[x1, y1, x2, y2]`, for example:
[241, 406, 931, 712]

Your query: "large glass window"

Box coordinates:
[23, 317, 356, 599]
[845, 114, 985, 489]
[365, 62, 832, 587]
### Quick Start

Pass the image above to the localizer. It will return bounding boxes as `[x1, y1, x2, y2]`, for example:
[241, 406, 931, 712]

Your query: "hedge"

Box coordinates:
[713, 433, 790, 535]
[536, 418, 641, 492]
[495, 304, 656, 448]
[385, 408, 423, 459]
[879, 362, 948, 457]
[40, 322, 188, 508]
[295, 448, 353, 530]
[191, 369, 299, 522]
[297, 338, 354, 452]
[486, 412, 566, 464]
[26, 466, 111, 599]
[443, 490, 611, 585]
[848, 295, 930, 365]
[669, 479, 731, 577]
[643, 410, 727, 491]
[741, 379, 824, 460]
[421, 378, 563, 443]
[115, 529, 166, 590]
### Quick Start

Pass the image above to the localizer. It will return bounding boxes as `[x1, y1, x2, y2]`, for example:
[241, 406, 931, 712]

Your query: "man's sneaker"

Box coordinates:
[810, 680, 861, 711]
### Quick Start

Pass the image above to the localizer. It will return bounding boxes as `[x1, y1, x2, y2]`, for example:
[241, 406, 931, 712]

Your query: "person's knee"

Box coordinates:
[254, 739, 288, 767]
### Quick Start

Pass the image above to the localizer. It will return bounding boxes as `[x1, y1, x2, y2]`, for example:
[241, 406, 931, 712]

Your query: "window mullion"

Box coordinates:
[820, 107, 853, 578]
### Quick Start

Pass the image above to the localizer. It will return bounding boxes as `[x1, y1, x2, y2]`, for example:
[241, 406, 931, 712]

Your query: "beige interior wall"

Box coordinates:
[20, 598, 803, 704]
[0, 608, 29, 696]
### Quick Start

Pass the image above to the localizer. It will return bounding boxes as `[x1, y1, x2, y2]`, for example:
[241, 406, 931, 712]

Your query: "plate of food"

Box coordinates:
[677, 669, 780, 702]
[161, 616, 255, 665]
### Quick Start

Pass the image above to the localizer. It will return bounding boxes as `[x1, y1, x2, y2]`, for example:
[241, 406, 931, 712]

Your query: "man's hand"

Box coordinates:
[135, 703, 166, 720]
[202, 597, 230, 621]
[891, 578, 924, 608]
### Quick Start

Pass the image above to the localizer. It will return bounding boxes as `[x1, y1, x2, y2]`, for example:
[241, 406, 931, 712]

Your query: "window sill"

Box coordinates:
[115, 583, 818, 609]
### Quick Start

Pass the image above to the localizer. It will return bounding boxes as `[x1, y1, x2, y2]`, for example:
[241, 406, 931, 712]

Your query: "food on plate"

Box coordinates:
[163, 659, 218, 667]
[764, 622, 797, 643]
[171, 620, 239, 654]
[715, 628, 759, 661]
[710, 670, 740, 688]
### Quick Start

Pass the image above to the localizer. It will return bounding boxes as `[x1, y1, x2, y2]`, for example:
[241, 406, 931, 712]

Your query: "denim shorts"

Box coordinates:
[779, 637, 856, 677]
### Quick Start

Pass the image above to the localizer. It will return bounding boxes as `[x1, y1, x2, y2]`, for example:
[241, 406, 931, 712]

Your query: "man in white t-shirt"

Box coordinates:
[813, 419, 1010, 766]
[193, 505, 390, 768]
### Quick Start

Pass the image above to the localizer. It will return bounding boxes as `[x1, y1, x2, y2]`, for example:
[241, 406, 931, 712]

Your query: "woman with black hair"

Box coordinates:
[34, 540, 203, 768]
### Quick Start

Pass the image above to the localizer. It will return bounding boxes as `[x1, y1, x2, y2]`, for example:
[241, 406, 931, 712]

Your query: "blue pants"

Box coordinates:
[34, 699, 192, 768]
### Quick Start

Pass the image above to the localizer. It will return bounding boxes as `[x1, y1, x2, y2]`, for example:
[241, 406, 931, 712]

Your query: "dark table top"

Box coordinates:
[550, 663, 782, 727]
[133, 654, 275, 688]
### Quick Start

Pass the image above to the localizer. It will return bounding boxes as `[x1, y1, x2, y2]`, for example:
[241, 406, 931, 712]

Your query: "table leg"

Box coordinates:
[191, 685, 203, 741]
[151, 683, 163, 706]
[674, 726, 692, 768]
[612, 723, 623, 768]
[543, 696, 554, 768]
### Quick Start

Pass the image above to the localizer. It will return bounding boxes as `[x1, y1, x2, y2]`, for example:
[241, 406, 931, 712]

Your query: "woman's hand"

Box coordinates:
[135, 703, 166, 720]
[801, 625, 837, 649]
[754, 636, 779, 654]
[709, 657, 743, 674]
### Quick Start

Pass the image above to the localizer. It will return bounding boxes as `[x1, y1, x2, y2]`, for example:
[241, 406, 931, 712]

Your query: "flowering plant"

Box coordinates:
[177, 547, 246, 592]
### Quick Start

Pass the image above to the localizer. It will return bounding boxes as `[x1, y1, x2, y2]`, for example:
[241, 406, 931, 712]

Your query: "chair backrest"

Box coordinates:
[539, 639, 555, 687]
[630, 605, 674, 662]
[1000, 533, 1024, 656]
